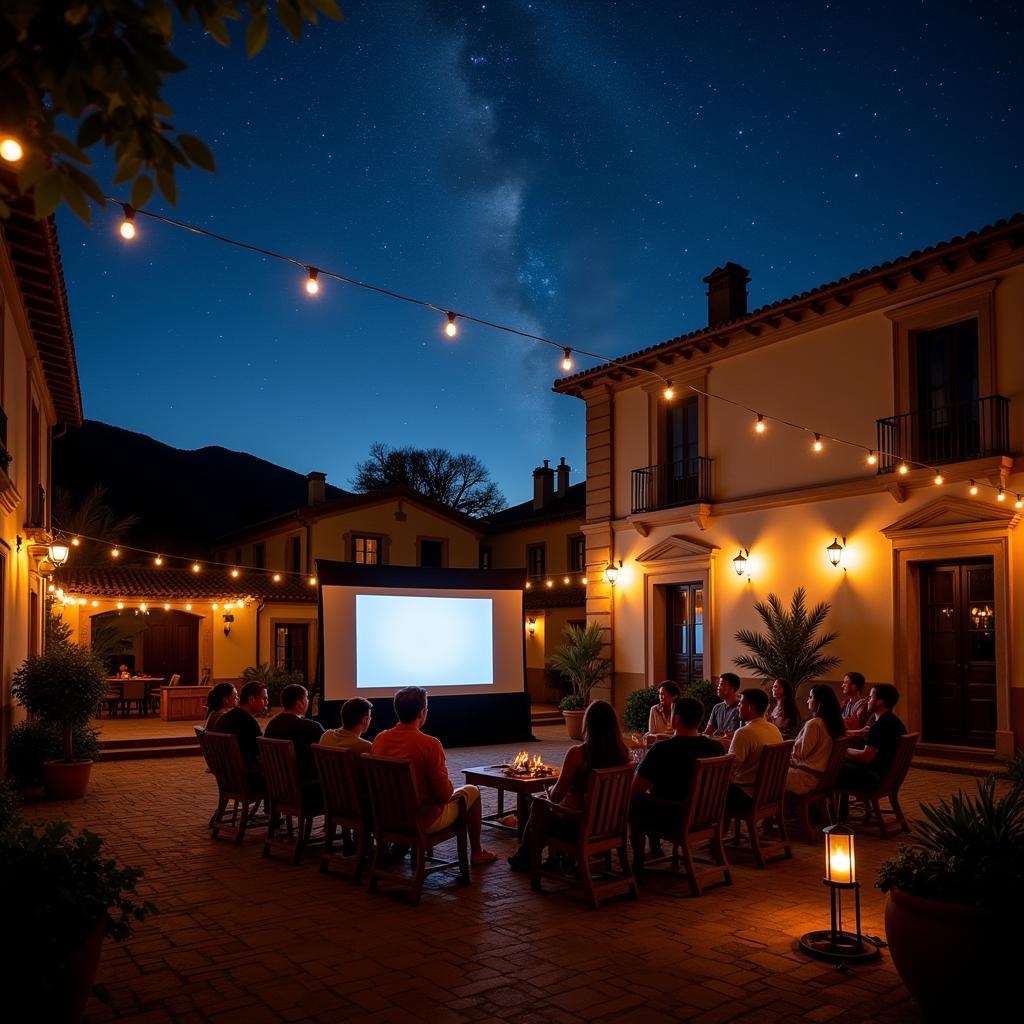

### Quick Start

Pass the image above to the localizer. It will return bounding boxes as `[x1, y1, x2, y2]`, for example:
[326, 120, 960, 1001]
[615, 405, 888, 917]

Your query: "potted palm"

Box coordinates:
[11, 643, 108, 799]
[876, 776, 1023, 1016]
[733, 586, 840, 697]
[548, 621, 611, 739]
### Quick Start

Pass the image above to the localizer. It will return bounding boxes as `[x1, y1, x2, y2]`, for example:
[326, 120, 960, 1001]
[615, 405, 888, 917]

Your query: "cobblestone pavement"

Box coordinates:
[25, 725, 984, 1023]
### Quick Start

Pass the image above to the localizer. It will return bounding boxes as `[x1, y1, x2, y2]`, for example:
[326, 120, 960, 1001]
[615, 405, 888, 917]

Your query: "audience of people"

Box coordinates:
[704, 673, 742, 742]
[209, 680, 268, 771]
[726, 688, 783, 811]
[644, 680, 680, 744]
[322, 697, 374, 754]
[766, 677, 801, 740]
[840, 671, 872, 733]
[786, 684, 845, 794]
[838, 683, 906, 790]
[204, 682, 238, 731]
[263, 683, 325, 781]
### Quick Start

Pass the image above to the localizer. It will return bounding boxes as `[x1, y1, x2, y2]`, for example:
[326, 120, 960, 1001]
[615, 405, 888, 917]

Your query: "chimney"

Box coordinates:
[533, 460, 554, 510]
[702, 262, 750, 327]
[555, 456, 571, 499]
[306, 471, 327, 505]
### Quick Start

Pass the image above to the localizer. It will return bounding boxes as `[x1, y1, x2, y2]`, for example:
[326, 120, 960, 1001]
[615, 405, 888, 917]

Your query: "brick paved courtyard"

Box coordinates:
[25, 725, 984, 1023]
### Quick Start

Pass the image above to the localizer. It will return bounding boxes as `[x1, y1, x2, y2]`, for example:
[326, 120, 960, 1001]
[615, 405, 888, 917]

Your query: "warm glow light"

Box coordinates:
[933, 473, 944, 486]
[824, 827, 857, 885]
[662, 381, 675, 401]
[116, 601, 124, 610]
[755, 414, 766, 434]
[581, 576, 588, 585]
[866, 450, 877, 466]
[1016, 495, 1024, 510]
[561, 348, 573, 372]
[77, 597, 86, 606]
[527, 616, 537, 637]
[119, 205, 137, 240]
[525, 581, 532, 589]
[733, 548, 749, 576]
[563, 576, 570, 585]
[604, 561, 621, 586]
[273, 573, 282, 582]
[185, 603, 192, 611]
[305, 267, 320, 295]
[71, 537, 80, 547]
[969, 480, 979, 496]
[212, 602, 219, 610]
[192, 562, 201, 573]
[91, 600, 99, 608]
[898, 463, 909, 475]
[827, 537, 845, 568]
[154, 555, 163, 566]
[545, 579, 553, 588]
[111, 547, 121, 558]
[0, 136, 24, 163]
[812, 433, 823, 453]
[164, 603, 171, 611]
[139, 602, 148, 613]
[308, 576, 317, 586]
[49, 542, 70, 567]
[47, 583, 55, 593]
[445, 312, 458, 337]
[230, 568, 239, 578]
[998, 489, 1006, 502]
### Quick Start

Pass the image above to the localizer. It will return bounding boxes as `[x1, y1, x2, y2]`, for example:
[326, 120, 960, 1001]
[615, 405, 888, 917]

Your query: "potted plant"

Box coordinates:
[242, 662, 306, 710]
[548, 621, 611, 739]
[623, 685, 660, 734]
[733, 586, 840, 698]
[876, 776, 1023, 1016]
[8, 719, 100, 793]
[1, 786, 156, 1024]
[11, 643, 108, 799]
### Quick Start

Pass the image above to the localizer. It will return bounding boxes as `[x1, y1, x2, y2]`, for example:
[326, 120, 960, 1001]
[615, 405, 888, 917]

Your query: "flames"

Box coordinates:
[508, 751, 551, 776]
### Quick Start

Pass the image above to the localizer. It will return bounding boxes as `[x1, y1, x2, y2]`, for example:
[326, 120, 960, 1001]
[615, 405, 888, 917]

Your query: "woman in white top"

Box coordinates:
[644, 680, 680, 745]
[786, 684, 845, 794]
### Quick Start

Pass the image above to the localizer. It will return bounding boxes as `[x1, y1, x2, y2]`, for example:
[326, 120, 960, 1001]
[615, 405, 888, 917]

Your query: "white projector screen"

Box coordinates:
[322, 584, 525, 701]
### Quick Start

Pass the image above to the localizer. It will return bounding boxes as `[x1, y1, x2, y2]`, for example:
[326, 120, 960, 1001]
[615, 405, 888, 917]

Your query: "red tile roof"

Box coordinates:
[55, 566, 315, 602]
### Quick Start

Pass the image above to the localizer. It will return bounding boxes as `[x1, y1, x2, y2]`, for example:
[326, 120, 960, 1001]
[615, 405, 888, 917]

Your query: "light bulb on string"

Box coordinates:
[185, 603, 192, 612]
[1016, 495, 1024, 510]
[0, 136, 24, 163]
[898, 463, 909, 475]
[71, 538, 80, 547]
[154, 555, 163, 566]
[273, 573, 282, 582]
[866, 450, 877, 466]
[308, 576, 317, 586]
[561, 348, 574, 372]
[933, 473, 944, 486]
[663, 381, 675, 401]
[111, 547, 120, 559]
[305, 267, 320, 296]
[163, 603, 171, 611]
[755, 414, 766, 434]
[119, 204, 136, 240]
[192, 562, 201, 573]
[230, 568, 240, 579]
[445, 312, 458, 338]
[997, 489, 1006, 502]
[116, 601, 124, 610]
[969, 480, 978, 496]
[813, 433, 823, 453]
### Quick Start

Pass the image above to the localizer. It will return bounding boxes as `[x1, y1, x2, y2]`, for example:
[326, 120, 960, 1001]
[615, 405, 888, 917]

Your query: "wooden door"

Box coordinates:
[140, 611, 199, 684]
[915, 319, 979, 462]
[667, 583, 704, 688]
[920, 560, 996, 748]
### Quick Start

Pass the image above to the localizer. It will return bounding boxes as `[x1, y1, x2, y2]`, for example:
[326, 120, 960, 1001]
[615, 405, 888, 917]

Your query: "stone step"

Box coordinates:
[98, 734, 198, 750]
[101, 743, 201, 762]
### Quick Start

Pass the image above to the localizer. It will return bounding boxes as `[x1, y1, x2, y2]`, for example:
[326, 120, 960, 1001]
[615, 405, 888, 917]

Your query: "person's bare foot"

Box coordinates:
[471, 849, 498, 866]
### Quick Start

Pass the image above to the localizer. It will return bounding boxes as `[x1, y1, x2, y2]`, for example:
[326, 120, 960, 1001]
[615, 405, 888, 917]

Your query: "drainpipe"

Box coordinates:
[254, 598, 266, 667]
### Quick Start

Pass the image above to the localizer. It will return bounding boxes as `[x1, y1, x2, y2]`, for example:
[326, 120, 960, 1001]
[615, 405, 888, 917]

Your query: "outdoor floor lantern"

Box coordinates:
[799, 824, 880, 963]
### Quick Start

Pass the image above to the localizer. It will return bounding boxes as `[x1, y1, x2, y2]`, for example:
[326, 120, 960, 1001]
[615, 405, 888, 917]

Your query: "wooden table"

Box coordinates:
[160, 685, 210, 722]
[462, 764, 560, 842]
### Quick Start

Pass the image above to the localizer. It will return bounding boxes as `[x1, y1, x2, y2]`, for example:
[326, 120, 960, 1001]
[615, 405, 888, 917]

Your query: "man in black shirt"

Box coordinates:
[210, 680, 268, 771]
[630, 697, 723, 865]
[838, 683, 906, 790]
[263, 683, 325, 781]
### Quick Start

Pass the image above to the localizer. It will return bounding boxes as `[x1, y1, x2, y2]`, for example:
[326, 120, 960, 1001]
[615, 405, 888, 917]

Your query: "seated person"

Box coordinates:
[703, 673, 742, 744]
[209, 681, 267, 772]
[766, 678, 802, 740]
[508, 699, 630, 871]
[786, 685, 845, 795]
[321, 697, 373, 754]
[631, 697, 723, 843]
[841, 671, 872, 735]
[644, 680, 681, 745]
[204, 682, 238, 732]
[372, 687, 496, 865]
[117, 663, 131, 679]
[263, 683, 325, 781]
[837, 684, 906, 791]
[726, 688, 783, 812]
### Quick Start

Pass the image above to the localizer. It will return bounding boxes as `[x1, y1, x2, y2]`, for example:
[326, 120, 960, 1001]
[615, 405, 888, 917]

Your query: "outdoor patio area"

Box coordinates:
[21, 725, 987, 1023]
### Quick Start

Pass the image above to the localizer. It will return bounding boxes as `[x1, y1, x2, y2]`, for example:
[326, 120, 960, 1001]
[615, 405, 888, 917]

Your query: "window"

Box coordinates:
[275, 624, 309, 679]
[354, 535, 380, 565]
[28, 399, 42, 526]
[568, 534, 586, 573]
[528, 543, 546, 577]
[253, 543, 266, 569]
[289, 535, 302, 573]
[419, 539, 444, 568]
[480, 546, 492, 570]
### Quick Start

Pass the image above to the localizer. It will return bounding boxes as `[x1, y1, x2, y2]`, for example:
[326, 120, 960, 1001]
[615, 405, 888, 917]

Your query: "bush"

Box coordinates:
[684, 679, 719, 729]
[622, 686, 660, 733]
[0, 778, 21, 831]
[242, 663, 306, 709]
[548, 622, 611, 710]
[8, 720, 101, 787]
[1003, 749, 1024, 786]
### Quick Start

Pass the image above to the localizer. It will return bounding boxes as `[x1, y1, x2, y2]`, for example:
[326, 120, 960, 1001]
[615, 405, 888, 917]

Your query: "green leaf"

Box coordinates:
[245, 12, 270, 58]
[156, 167, 177, 205]
[52, 132, 92, 165]
[66, 165, 106, 205]
[130, 174, 154, 210]
[112, 156, 142, 185]
[61, 173, 93, 223]
[177, 134, 216, 172]
[313, 0, 346, 22]
[277, 0, 304, 40]
[34, 170, 64, 219]
[77, 112, 107, 150]
[205, 15, 231, 47]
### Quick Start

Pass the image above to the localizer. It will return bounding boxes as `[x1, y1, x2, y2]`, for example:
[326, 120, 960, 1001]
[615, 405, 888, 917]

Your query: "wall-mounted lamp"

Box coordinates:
[732, 548, 750, 577]
[15, 534, 23, 553]
[49, 542, 70, 567]
[826, 536, 846, 569]
[604, 560, 622, 586]
[527, 616, 537, 637]
[222, 613, 234, 636]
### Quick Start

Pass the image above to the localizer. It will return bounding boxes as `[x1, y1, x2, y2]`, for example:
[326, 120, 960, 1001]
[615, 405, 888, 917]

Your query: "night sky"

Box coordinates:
[56, 1, 1022, 507]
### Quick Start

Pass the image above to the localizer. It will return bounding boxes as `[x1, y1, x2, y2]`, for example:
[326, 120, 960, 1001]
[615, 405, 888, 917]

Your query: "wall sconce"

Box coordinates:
[527, 616, 536, 637]
[826, 536, 846, 569]
[222, 613, 234, 636]
[49, 542, 70, 567]
[799, 825, 879, 963]
[732, 548, 750, 577]
[604, 560, 622, 586]
[15, 534, 23, 553]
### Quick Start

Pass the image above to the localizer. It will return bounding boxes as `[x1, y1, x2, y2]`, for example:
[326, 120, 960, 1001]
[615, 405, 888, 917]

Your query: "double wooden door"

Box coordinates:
[667, 582, 704, 689]
[920, 559, 996, 748]
[141, 611, 199, 685]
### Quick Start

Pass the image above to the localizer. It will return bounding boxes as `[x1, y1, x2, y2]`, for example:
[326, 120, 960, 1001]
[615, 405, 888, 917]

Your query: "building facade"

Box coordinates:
[555, 214, 1024, 758]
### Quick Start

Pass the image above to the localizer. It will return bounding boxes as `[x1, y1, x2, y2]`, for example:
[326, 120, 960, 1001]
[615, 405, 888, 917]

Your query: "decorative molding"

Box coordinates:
[0, 467, 21, 515]
[635, 534, 720, 564]
[882, 495, 1021, 538]
[628, 502, 713, 535]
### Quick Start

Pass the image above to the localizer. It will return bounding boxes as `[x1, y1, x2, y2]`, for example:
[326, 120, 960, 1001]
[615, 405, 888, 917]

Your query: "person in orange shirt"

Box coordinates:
[371, 686, 497, 865]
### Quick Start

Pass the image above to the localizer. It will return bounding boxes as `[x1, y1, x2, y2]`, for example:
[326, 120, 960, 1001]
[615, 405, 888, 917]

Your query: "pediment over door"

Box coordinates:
[635, 534, 720, 564]
[881, 495, 1020, 538]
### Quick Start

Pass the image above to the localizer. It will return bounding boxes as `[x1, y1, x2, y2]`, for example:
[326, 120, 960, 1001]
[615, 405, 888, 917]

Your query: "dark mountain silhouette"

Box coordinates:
[53, 421, 349, 558]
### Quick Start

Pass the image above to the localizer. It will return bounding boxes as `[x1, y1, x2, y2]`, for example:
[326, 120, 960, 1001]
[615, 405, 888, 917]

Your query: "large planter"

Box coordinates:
[43, 760, 93, 800]
[884, 887, 1010, 1015]
[53, 919, 105, 1024]
[562, 710, 585, 740]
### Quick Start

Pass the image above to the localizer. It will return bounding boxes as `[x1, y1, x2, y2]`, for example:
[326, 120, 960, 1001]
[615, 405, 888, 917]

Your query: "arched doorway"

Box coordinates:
[91, 609, 200, 684]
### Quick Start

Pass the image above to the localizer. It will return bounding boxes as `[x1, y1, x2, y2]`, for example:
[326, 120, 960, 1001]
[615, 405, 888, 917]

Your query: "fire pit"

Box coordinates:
[503, 751, 558, 778]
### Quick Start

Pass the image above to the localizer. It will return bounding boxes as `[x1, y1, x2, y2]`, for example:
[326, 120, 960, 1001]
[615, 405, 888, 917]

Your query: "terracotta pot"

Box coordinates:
[562, 710, 585, 740]
[53, 919, 105, 1024]
[884, 887, 1010, 1016]
[43, 760, 93, 800]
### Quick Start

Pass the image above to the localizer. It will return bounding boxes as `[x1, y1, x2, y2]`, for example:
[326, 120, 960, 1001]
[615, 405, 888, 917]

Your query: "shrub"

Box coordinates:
[8, 720, 101, 787]
[684, 678, 719, 729]
[622, 686, 660, 733]
[242, 663, 306, 708]
[1003, 749, 1024, 786]
[548, 622, 611, 712]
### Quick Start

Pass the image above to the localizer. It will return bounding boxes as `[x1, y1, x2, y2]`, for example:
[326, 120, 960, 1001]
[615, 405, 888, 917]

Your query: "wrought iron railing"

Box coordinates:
[876, 395, 1010, 473]
[631, 456, 713, 514]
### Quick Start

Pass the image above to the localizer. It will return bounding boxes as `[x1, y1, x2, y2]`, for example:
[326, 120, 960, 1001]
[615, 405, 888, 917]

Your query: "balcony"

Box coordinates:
[876, 395, 1010, 473]
[631, 456, 713, 514]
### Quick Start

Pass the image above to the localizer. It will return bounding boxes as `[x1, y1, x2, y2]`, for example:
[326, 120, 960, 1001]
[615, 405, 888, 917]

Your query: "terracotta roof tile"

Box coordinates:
[55, 566, 315, 602]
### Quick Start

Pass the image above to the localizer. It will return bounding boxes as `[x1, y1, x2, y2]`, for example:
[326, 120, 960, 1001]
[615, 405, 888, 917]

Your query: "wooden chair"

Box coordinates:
[363, 755, 469, 905]
[257, 737, 323, 865]
[313, 744, 372, 883]
[789, 734, 852, 842]
[102, 685, 121, 718]
[121, 679, 146, 717]
[632, 754, 735, 897]
[200, 730, 264, 845]
[729, 741, 794, 868]
[837, 733, 919, 838]
[529, 763, 637, 910]
[168, 673, 181, 687]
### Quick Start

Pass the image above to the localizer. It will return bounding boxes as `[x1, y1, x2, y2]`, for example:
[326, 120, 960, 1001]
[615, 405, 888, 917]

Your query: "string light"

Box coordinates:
[185, 603, 193, 611]
[933, 473, 944, 486]
[813, 433, 823, 453]
[1016, 495, 1024, 510]
[139, 602, 148, 613]
[998, 489, 1006, 502]
[273, 573, 282, 582]
[212, 602, 219, 611]
[898, 463, 909, 475]
[192, 562, 201, 573]
[581, 576, 588, 585]
[561, 348, 574, 372]
[755, 414, 766, 434]
[71, 538, 80, 547]
[163, 602, 171, 611]
[445, 312, 458, 338]
[969, 480, 978, 496]
[154, 555, 163, 566]
[308, 576, 317, 586]
[305, 267, 320, 296]
[545, 579, 553, 588]
[0, 136, 24, 163]
[116, 601, 124, 610]
[663, 381, 675, 400]
[111, 547, 121, 558]
[230, 568, 240, 578]
[866, 450, 877, 466]
[525, 581, 532, 589]
[119, 204, 136, 240]
[91, 600, 99, 607]
[563, 576, 570, 585]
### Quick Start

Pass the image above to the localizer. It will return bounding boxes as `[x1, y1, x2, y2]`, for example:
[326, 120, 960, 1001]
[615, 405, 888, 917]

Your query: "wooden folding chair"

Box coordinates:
[529, 763, 637, 910]
[838, 733, 919, 838]
[363, 755, 469, 905]
[200, 730, 264, 845]
[257, 737, 324, 864]
[632, 754, 735, 897]
[313, 744, 373, 883]
[121, 679, 146, 717]
[789, 734, 852, 842]
[729, 740, 794, 868]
